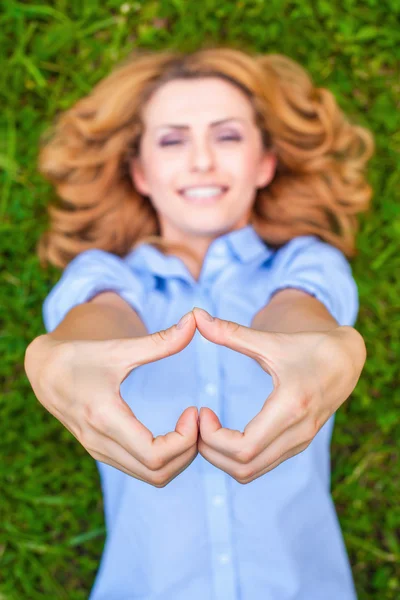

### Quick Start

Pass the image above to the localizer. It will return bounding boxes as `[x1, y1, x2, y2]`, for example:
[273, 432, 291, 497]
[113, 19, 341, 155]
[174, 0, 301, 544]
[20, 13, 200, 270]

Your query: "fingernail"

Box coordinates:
[195, 307, 214, 322]
[176, 311, 192, 329]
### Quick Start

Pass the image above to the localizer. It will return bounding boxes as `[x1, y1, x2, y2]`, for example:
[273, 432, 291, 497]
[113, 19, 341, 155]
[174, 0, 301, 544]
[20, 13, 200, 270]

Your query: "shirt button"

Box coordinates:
[212, 495, 225, 507]
[205, 383, 217, 396]
[218, 553, 231, 564]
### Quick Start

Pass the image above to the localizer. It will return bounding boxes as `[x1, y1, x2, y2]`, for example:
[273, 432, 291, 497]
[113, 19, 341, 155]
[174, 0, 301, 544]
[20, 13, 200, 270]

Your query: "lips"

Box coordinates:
[178, 185, 229, 195]
[179, 188, 229, 205]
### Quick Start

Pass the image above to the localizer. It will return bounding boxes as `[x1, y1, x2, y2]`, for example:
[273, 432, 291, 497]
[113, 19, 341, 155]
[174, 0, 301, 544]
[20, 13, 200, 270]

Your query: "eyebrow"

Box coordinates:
[155, 118, 246, 131]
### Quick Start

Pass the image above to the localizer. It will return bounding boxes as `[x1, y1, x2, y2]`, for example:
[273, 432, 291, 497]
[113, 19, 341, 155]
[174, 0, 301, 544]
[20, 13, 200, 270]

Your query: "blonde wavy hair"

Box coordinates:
[37, 45, 374, 269]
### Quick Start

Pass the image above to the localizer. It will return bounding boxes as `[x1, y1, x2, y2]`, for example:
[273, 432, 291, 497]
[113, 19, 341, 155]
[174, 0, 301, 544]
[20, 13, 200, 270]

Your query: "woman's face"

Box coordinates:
[130, 76, 276, 244]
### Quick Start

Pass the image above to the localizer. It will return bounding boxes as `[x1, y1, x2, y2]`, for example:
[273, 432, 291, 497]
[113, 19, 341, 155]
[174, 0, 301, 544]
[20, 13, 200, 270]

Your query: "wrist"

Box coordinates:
[328, 326, 367, 373]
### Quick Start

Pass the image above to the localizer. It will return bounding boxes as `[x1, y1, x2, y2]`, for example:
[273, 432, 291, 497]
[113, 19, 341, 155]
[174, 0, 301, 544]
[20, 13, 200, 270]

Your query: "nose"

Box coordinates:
[189, 137, 215, 173]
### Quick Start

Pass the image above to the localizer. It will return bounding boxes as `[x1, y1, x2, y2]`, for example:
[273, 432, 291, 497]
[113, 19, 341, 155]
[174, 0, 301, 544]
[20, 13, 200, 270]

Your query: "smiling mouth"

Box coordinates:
[179, 186, 229, 203]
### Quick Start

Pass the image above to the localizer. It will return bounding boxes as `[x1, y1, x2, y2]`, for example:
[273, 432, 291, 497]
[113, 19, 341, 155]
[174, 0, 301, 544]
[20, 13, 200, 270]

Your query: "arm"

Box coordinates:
[193, 289, 367, 484]
[251, 287, 366, 359]
[48, 291, 148, 341]
[252, 288, 339, 333]
[25, 293, 199, 488]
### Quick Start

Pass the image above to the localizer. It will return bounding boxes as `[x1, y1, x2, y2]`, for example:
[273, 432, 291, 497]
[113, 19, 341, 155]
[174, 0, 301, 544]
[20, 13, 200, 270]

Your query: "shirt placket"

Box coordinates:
[194, 280, 239, 600]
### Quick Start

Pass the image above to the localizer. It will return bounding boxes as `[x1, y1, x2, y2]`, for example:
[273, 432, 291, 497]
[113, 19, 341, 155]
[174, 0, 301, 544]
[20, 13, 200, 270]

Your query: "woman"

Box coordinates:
[24, 46, 374, 599]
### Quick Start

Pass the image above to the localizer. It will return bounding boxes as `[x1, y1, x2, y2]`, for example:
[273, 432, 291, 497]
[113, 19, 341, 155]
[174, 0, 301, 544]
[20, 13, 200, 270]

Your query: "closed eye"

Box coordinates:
[160, 136, 241, 147]
[219, 135, 242, 142]
[159, 140, 182, 146]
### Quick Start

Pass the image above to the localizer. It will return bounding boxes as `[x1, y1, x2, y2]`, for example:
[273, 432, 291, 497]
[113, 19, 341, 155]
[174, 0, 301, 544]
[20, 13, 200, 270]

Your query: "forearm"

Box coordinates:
[48, 298, 147, 341]
[252, 288, 341, 333]
[251, 287, 366, 369]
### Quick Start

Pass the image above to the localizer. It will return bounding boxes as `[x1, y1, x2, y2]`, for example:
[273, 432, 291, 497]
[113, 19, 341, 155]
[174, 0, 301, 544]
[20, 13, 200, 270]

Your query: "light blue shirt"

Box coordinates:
[43, 224, 359, 600]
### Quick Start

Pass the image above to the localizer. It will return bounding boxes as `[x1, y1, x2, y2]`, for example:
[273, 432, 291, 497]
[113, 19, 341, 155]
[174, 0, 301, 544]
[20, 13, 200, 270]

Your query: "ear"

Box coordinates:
[256, 152, 277, 189]
[129, 156, 151, 196]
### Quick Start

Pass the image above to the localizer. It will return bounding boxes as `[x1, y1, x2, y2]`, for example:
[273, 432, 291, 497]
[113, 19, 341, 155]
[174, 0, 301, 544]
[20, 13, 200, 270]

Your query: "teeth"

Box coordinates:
[183, 186, 225, 198]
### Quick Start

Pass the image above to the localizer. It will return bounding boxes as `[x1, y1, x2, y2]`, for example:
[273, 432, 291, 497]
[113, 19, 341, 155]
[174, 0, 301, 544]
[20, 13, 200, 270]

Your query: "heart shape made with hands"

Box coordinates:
[188, 306, 364, 484]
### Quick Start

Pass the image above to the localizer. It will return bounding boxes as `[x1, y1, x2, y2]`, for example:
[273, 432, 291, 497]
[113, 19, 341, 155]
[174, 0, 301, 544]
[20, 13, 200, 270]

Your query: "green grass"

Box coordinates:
[1, 0, 399, 598]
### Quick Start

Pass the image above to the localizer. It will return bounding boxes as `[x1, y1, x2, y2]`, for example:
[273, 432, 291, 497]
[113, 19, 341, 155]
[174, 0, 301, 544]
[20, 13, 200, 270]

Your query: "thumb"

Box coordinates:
[193, 307, 279, 363]
[198, 406, 222, 438]
[175, 406, 199, 439]
[119, 310, 197, 371]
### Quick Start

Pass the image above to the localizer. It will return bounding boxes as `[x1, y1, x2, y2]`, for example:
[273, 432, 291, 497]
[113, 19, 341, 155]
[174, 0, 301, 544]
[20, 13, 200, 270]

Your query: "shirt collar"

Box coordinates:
[125, 224, 274, 284]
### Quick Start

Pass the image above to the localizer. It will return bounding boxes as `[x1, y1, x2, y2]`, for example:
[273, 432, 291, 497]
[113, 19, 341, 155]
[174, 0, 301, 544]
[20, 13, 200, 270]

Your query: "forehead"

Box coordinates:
[141, 77, 255, 127]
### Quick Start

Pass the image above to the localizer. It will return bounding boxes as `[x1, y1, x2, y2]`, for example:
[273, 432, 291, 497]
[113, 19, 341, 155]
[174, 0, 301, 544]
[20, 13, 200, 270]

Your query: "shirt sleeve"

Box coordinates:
[42, 249, 147, 333]
[268, 235, 359, 326]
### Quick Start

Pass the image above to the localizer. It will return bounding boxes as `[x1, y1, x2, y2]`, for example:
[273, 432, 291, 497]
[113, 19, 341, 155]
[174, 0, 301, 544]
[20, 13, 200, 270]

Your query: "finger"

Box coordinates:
[89, 402, 199, 469]
[199, 434, 308, 484]
[198, 406, 245, 457]
[199, 417, 311, 482]
[239, 441, 310, 484]
[91, 434, 198, 486]
[199, 385, 304, 461]
[192, 307, 281, 373]
[117, 311, 197, 373]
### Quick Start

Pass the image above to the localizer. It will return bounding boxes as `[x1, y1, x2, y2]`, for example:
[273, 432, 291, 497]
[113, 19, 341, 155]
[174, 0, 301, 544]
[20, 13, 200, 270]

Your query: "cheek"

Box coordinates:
[225, 152, 259, 186]
[220, 143, 259, 174]
[141, 141, 182, 184]
[151, 153, 184, 187]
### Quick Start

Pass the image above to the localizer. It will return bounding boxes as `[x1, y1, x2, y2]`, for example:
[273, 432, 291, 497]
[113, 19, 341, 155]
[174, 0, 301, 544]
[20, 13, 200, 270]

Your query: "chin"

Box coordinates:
[185, 221, 242, 238]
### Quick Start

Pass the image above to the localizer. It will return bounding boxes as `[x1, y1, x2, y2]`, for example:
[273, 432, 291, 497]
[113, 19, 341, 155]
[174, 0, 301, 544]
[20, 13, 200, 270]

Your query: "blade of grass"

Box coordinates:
[0, 111, 16, 217]
[10, 2, 71, 23]
[66, 527, 106, 547]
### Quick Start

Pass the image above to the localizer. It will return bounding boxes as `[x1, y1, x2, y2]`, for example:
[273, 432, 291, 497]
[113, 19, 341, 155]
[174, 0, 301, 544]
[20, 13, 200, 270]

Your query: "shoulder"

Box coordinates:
[42, 248, 150, 333]
[271, 235, 353, 274]
[63, 248, 134, 272]
[267, 235, 358, 326]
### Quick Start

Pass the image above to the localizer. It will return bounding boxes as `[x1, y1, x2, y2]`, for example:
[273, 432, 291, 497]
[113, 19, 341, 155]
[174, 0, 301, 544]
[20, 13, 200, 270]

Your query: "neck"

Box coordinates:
[159, 219, 251, 281]
[165, 235, 214, 281]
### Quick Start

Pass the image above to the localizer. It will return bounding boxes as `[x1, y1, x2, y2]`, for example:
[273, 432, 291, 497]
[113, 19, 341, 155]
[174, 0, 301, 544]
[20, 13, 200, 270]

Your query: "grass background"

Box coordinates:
[1, 0, 399, 598]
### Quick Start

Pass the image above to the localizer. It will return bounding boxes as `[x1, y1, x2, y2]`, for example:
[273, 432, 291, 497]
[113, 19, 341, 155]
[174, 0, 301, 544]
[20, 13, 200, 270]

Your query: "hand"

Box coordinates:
[24, 312, 199, 488]
[192, 307, 366, 484]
